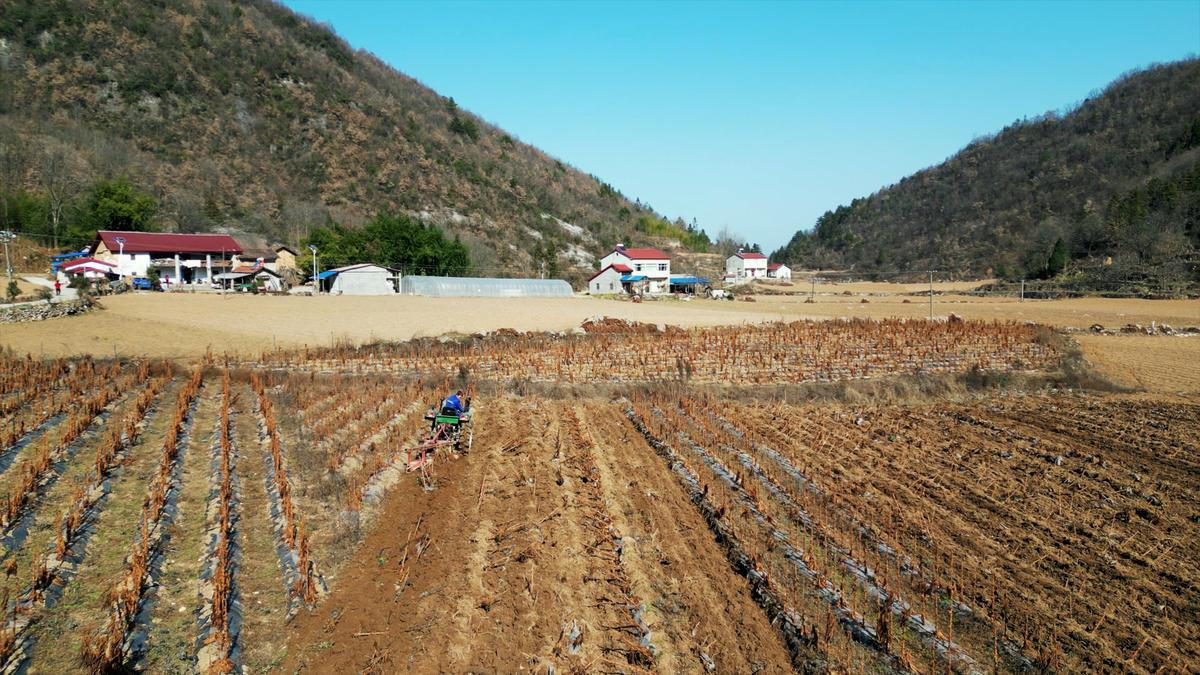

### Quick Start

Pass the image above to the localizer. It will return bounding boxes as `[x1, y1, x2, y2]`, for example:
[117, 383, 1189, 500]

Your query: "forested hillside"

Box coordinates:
[0, 0, 712, 278]
[774, 59, 1200, 288]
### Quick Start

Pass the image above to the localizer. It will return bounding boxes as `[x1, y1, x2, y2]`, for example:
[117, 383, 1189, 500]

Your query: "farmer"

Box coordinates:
[441, 390, 466, 418]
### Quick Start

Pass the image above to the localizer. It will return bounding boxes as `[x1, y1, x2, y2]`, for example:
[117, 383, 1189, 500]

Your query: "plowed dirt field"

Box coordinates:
[1, 321, 1196, 673]
[279, 392, 1199, 674]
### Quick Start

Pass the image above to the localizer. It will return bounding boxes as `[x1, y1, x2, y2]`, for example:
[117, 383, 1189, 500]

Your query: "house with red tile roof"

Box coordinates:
[597, 244, 671, 294]
[766, 262, 792, 280]
[725, 249, 769, 281]
[89, 230, 245, 288]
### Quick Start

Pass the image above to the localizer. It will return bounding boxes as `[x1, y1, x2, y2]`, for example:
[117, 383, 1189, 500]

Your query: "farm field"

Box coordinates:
[283, 390, 1199, 674]
[0, 319, 1196, 673]
[1, 286, 1195, 359]
[1072, 334, 1200, 394]
[255, 318, 1060, 385]
[0, 356, 450, 673]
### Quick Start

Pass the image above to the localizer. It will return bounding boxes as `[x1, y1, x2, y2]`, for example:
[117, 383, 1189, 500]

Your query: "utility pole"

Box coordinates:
[809, 276, 816, 302]
[0, 231, 14, 289]
[928, 270, 934, 320]
[1020, 279, 1025, 302]
[312, 241, 321, 294]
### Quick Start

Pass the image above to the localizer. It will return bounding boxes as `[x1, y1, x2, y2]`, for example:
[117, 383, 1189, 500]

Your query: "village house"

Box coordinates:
[214, 264, 284, 292]
[767, 263, 792, 279]
[231, 245, 299, 274]
[596, 245, 671, 295]
[587, 263, 632, 295]
[725, 250, 769, 280]
[88, 230, 244, 288]
[58, 257, 117, 280]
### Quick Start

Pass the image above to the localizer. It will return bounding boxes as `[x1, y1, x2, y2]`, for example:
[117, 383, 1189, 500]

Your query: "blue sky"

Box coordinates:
[285, 0, 1199, 252]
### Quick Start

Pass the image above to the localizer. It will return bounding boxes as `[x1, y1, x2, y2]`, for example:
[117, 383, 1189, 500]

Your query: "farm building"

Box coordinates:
[726, 250, 768, 280]
[88, 230, 244, 288]
[318, 264, 399, 295]
[767, 263, 791, 279]
[587, 263, 632, 295]
[401, 276, 572, 297]
[214, 265, 283, 292]
[596, 245, 671, 294]
[668, 274, 710, 294]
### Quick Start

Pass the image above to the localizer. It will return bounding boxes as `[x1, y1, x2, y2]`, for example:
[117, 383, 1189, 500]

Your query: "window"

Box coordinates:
[658, 263, 667, 272]
[636, 264, 643, 272]
[609, 282, 613, 290]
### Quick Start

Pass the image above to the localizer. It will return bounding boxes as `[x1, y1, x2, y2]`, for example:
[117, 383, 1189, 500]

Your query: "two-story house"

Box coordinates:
[725, 250, 768, 281]
[597, 245, 671, 295]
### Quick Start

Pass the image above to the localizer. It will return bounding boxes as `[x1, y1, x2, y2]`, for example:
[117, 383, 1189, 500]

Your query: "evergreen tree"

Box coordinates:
[1046, 237, 1069, 277]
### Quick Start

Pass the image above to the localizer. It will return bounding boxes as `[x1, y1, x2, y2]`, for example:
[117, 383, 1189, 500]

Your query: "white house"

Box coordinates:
[587, 263, 632, 295]
[58, 257, 117, 280]
[767, 263, 792, 280]
[597, 245, 671, 295]
[320, 264, 399, 295]
[90, 230, 244, 288]
[726, 250, 768, 280]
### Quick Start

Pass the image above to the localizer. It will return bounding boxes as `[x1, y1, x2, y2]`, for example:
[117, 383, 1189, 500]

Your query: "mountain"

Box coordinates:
[0, 0, 712, 281]
[773, 59, 1200, 286]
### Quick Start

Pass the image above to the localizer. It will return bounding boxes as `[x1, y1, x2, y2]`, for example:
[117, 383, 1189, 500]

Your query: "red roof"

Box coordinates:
[767, 263, 783, 270]
[611, 246, 669, 260]
[95, 231, 243, 255]
[588, 263, 632, 282]
[61, 257, 115, 270]
[735, 251, 767, 260]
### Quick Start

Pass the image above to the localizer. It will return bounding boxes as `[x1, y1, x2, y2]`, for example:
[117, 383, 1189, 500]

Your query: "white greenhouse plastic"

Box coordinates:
[400, 275, 574, 297]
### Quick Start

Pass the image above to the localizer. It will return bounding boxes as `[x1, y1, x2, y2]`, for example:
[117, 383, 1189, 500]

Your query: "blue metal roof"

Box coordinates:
[620, 274, 647, 282]
[669, 276, 709, 285]
[316, 269, 339, 280]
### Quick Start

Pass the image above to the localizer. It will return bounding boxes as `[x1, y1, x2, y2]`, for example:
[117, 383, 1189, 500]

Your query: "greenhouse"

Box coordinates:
[400, 275, 574, 297]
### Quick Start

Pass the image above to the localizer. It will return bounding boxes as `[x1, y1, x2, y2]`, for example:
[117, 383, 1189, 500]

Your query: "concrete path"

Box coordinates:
[21, 275, 78, 301]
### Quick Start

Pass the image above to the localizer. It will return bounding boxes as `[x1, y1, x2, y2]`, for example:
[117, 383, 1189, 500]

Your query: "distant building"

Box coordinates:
[597, 245, 671, 294]
[232, 245, 299, 274]
[89, 230, 244, 288]
[274, 246, 298, 271]
[767, 263, 791, 280]
[726, 250, 768, 280]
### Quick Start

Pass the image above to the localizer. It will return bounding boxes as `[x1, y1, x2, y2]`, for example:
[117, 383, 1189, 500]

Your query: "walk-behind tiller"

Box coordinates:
[406, 400, 473, 472]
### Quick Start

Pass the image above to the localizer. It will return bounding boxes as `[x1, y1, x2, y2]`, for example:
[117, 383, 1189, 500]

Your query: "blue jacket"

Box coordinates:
[442, 394, 465, 414]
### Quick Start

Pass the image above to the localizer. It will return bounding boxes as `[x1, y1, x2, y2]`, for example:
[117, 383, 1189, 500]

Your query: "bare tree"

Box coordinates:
[714, 225, 744, 257]
[41, 147, 76, 248]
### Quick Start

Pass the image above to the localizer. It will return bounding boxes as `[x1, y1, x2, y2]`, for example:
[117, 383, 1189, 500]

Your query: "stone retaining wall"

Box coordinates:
[0, 299, 93, 323]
